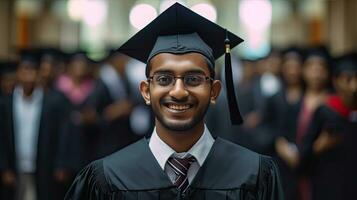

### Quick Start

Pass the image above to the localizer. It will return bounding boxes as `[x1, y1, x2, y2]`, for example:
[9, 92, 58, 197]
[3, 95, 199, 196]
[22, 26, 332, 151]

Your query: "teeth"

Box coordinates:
[168, 104, 190, 110]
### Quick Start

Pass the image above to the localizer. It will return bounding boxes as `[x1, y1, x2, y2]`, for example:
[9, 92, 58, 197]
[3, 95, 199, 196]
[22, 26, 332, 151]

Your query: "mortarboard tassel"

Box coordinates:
[224, 30, 243, 124]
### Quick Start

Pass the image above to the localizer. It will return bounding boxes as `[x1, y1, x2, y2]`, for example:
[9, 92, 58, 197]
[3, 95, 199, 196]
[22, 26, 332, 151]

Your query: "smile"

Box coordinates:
[165, 103, 192, 111]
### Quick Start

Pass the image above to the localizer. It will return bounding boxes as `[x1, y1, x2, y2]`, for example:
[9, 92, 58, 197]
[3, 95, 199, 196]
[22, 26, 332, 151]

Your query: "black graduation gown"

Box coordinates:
[0, 95, 8, 199]
[1, 89, 69, 200]
[206, 85, 273, 155]
[260, 89, 302, 200]
[65, 137, 284, 200]
[299, 104, 357, 200]
[85, 79, 141, 159]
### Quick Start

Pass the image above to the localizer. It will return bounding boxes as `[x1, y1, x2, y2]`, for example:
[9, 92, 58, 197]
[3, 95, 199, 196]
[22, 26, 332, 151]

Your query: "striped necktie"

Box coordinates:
[167, 156, 196, 193]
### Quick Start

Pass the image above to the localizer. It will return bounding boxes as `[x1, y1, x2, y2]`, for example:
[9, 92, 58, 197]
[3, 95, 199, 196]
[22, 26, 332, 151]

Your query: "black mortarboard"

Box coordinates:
[119, 3, 244, 124]
[282, 46, 304, 62]
[333, 52, 357, 75]
[18, 48, 41, 68]
[305, 46, 331, 64]
[69, 50, 88, 61]
[0, 61, 17, 76]
[40, 47, 61, 62]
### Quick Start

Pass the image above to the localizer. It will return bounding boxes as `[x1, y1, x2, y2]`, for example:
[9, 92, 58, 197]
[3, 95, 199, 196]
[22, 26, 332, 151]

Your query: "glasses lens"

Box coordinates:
[184, 74, 205, 87]
[154, 74, 173, 86]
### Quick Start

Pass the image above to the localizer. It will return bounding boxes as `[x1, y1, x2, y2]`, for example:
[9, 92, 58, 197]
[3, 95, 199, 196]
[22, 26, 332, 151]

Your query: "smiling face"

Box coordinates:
[140, 53, 221, 132]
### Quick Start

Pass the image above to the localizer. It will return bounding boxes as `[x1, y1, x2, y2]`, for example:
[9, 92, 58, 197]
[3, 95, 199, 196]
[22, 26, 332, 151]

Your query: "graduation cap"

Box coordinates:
[40, 47, 62, 62]
[282, 46, 304, 62]
[333, 52, 357, 75]
[69, 50, 88, 61]
[118, 3, 244, 124]
[0, 61, 17, 76]
[18, 48, 41, 68]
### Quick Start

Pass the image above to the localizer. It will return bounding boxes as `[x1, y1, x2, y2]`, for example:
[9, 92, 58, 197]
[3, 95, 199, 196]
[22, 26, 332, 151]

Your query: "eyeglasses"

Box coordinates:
[148, 73, 213, 88]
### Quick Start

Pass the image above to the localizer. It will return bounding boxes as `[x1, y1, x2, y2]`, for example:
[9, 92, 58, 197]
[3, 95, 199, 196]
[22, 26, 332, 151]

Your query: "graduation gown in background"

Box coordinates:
[0, 96, 8, 199]
[1, 88, 69, 200]
[85, 79, 141, 159]
[206, 86, 274, 155]
[299, 95, 357, 200]
[65, 137, 284, 200]
[259, 88, 302, 200]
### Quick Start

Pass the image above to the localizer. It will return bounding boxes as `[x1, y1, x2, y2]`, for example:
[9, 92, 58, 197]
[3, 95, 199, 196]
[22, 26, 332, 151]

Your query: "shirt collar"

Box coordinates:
[14, 86, 43, 103]
[149, 124, 214, 170]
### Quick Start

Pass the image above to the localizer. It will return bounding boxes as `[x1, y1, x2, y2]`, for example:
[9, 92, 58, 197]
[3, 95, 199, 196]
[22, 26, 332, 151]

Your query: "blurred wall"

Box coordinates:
[328, 0, 357, 55]
[0, 0, 356, 59]
[0, 0, 13, 59]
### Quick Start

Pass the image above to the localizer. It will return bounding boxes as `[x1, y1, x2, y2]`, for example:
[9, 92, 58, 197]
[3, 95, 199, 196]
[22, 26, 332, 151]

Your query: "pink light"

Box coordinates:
[191, 3, 217, 22]
[129, 4, 158, 30]
[239, 0, 272, 30]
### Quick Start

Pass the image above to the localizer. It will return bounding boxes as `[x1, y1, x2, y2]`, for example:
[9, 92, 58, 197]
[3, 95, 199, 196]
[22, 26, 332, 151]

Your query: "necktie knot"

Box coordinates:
[167, 156, 196, 192]
[167, 156, 196, 175]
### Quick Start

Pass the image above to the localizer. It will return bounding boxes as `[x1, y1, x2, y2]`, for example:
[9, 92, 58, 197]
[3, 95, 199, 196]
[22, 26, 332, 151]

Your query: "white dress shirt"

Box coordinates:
[13, 86, 43, 173]
[149, 125, 214, 184]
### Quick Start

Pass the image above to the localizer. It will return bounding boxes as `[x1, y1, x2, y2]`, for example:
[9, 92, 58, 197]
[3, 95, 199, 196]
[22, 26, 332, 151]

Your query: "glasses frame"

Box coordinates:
[148, 73, 214, 88]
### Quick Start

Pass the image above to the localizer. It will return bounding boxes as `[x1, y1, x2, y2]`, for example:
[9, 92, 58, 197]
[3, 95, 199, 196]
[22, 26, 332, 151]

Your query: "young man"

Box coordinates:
[0, 50, 68, 200]
[65, 3, 283, 199]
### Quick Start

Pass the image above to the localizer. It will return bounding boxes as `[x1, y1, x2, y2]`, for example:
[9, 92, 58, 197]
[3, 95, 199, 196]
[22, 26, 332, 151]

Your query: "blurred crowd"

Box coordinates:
[207, 46, 357, 200]
[0, 45, 356, 200]
[0, 48, 153, 200]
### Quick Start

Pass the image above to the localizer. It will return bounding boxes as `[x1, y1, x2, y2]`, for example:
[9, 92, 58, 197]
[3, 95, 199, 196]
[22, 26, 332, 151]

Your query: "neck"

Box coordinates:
[22, 85, 35, 97]
[155, 120, 205, 153]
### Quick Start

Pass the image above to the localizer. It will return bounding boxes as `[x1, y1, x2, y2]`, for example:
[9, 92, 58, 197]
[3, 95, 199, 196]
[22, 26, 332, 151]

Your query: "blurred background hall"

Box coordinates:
[0, 0, 356, 200]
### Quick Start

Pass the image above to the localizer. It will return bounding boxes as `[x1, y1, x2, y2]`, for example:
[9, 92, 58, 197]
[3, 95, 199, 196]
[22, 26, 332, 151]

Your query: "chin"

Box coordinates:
[159, 118, 198, 132]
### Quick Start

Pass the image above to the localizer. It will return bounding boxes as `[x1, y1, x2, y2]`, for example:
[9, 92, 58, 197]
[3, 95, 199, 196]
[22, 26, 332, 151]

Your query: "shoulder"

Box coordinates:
[217, 138, 280, 176]
[81, 159, 109, 189]
[208, 138, 261, 186]
[67, 159, 111, 195]
[215, 138, 260, 162]
[103, 138, 147, 165]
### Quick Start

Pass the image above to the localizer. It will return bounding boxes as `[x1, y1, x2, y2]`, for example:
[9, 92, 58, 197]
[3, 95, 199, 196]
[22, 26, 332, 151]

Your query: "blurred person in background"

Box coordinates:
[252, 49, 282, 121]
[296, 53, 357, 200]
[54, 51, 95, 196]
[38, 48, 63, 91]
[0, 61, 17, 200]
[37, 48, 72, 200]
[85, 50, 141, 159]
[0, 61, 17, 98]
[260, 47, 304, 200]
[276, 46, 332, 200]
[207, 57, 272, 153]
[0, 49, 68, 200]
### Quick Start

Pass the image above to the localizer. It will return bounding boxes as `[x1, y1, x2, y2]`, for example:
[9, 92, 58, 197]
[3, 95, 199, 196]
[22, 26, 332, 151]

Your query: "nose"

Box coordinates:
[169, 78, 189, 100]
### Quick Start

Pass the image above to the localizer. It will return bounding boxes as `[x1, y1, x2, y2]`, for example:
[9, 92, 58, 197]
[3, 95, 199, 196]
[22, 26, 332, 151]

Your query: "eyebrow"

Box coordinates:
[153, 69, 206, 75]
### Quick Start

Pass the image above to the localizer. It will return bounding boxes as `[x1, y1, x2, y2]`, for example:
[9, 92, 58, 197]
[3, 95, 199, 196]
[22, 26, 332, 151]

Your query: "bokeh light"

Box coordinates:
[239, 0, 272, 30]
[67, 0, 85, 21]
[191, 3, 217, 22]
[129, 4, 158, 30]
[82, 0, 107, 27]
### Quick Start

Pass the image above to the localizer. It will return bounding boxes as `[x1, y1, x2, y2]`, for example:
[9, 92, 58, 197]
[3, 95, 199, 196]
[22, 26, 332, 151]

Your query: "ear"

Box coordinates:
[140, 80, 151, 105]
[210, 80, 221, 104]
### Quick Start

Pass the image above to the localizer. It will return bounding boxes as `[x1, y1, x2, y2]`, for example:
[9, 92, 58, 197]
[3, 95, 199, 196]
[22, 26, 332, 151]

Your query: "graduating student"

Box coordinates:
[298, 53, 357, 200]
[260, 47, 304, 200]
[85, 51, 141, 159]
[65, 3, 284, 200]
[0, 50, 68, 200]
